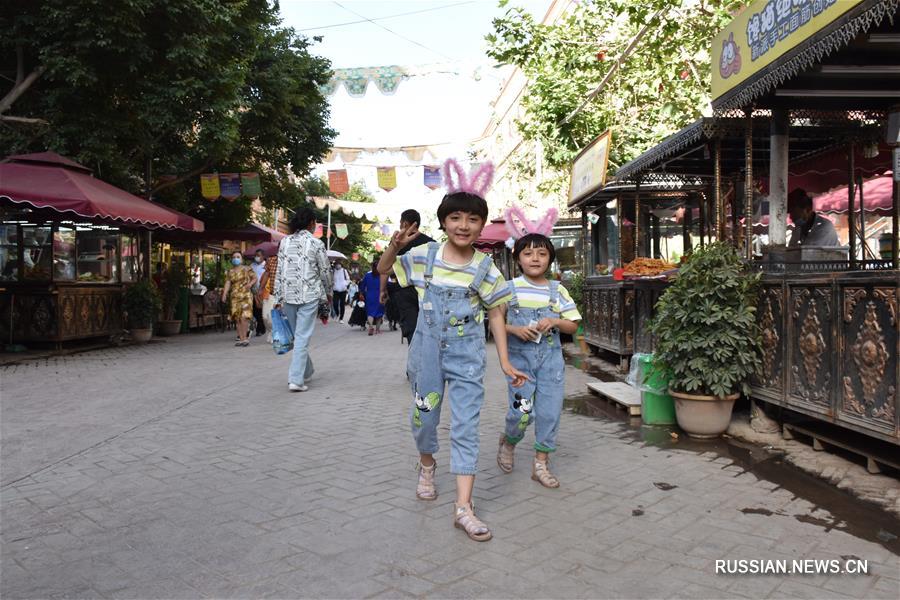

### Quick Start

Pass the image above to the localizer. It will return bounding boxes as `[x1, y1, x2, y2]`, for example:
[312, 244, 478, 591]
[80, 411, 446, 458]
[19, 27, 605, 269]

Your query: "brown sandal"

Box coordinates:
[497, 434, 515, 473]
[532, 459, 560, 488]
[454, 502, 492, 542]
[416, 461, 437, 500]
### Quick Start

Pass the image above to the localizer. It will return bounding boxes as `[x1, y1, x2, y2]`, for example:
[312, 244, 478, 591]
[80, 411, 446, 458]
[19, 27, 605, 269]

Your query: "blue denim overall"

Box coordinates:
[407, 243, 493, 476]
[503, 279, 565, 453]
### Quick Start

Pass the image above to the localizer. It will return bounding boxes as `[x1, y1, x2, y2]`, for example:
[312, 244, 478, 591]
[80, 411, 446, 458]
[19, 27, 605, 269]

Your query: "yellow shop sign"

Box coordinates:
[712, 0, 865, 101]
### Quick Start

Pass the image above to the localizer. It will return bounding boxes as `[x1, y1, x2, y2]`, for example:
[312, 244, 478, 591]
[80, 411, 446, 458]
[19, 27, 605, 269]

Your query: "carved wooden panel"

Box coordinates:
[623, 289, 634, 352]
[0, 286, 123, 343]
[787, 286, 833, 412]
[838, 285, 898, 435]
[752, 284, 786, 399]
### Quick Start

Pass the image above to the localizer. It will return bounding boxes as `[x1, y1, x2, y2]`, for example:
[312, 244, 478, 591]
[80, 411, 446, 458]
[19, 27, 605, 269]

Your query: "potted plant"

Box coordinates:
[123, 280, 162, 343]
[649, 242, 761, 438]
[158, 262, 190, 336]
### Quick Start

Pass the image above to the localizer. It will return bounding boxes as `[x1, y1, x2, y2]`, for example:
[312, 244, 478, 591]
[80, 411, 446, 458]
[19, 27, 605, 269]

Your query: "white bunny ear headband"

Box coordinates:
[442, 158, 494, 198]
[504, 204, 559, 240]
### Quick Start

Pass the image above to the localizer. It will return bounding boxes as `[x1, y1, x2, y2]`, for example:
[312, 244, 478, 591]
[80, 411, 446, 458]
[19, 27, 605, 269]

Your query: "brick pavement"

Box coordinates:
[1, 323, 898, 599]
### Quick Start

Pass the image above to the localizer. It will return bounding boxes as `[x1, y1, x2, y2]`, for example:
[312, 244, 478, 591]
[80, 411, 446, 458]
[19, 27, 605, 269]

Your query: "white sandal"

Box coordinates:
[454, 502, 492, 542]
[416, 461, 437, 500]
[532, 459, 560, 489]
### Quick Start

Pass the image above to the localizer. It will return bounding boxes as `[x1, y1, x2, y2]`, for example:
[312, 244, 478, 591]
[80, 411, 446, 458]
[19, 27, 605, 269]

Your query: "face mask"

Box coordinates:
[232, 258, 242, 266]
[255, 256, 263, 263]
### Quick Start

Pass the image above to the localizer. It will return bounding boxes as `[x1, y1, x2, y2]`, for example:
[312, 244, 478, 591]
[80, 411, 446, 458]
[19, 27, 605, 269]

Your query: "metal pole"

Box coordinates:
[848, 142, 856, 269]
[744, 110, 754, 260]
[858, 173, 866, 260]
[893, 147, 899, 269]
[714, 139, 722, 240]
[617, 195, 624, 266]
[326, 204, 332, 251]
[634, 180, 641, 259]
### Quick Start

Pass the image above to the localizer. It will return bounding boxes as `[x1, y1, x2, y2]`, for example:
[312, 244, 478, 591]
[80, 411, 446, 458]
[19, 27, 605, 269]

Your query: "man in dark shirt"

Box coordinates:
[380, 209, 434, 344]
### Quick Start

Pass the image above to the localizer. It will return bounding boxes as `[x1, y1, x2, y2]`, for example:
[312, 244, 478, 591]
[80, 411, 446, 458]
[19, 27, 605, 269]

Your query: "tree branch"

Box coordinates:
[0, 115, 49, 125]
[150, 158, 215, 194]
[0, 65, 46, 114]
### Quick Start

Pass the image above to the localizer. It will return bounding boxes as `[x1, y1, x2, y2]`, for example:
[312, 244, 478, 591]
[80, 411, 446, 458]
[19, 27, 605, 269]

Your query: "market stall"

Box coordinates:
[0, 152, 203, 346]
[606, 0, 899, 443]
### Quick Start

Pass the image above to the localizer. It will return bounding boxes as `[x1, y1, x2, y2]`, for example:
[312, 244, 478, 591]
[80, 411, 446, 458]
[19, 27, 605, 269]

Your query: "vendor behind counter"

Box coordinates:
[787, 188, 839, 248]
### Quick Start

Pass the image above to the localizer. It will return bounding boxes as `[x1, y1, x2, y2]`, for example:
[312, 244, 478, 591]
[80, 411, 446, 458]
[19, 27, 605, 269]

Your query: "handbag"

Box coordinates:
[271, 308, 294, 355]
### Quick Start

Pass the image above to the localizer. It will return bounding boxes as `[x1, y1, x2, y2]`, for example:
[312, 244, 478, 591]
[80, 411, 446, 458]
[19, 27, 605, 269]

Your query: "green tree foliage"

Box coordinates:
[1, 0, 335, 214]
[486, 0, 742, 196]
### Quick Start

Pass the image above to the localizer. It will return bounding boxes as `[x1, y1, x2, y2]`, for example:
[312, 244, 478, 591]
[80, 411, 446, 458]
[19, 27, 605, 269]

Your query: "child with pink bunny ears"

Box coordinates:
[496, 204, 581, 488]
[377, 158, 527, 542]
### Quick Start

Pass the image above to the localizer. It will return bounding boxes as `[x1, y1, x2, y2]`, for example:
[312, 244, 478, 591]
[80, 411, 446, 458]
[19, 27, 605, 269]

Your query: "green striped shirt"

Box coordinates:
[394, 243, 511, 315]
[511, 276, 582, 322]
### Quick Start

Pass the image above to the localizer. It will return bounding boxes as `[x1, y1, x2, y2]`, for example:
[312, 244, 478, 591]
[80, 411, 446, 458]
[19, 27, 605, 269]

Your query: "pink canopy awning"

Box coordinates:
[814, 174, 894, 215]
[475, 219, 510, 249]
[0, 152, 204, 231]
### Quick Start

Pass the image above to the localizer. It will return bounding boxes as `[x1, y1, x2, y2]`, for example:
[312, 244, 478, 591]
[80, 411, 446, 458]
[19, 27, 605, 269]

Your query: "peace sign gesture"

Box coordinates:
[390, 223, 420, 249]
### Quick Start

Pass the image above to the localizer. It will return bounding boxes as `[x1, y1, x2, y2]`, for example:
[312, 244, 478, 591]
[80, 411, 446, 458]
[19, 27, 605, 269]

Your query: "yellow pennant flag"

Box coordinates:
[377, 167, 397, 191]
[361, 223, 373, 232]
[200, 174, 220, 200]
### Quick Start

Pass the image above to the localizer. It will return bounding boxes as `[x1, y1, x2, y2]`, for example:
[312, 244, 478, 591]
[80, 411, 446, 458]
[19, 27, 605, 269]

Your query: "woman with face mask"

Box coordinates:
[222, 250, 258, 346]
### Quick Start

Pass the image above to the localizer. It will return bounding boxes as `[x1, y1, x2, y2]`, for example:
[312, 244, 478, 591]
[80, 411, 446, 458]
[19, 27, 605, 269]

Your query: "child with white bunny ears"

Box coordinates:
[377, 158, 528, 542]
[496, 204, 581, 488]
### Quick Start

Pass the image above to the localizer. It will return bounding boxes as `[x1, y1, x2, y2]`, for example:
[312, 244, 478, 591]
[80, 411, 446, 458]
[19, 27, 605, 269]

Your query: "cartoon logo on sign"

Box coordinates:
[719, 32, 742, 79]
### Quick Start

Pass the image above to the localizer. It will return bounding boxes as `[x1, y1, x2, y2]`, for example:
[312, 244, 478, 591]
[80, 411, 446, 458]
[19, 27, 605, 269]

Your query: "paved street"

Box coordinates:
[1, 323, 899, 599]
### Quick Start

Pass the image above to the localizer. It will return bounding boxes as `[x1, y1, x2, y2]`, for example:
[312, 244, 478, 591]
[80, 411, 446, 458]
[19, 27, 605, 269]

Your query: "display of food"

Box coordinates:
[622, 257, 676, 277]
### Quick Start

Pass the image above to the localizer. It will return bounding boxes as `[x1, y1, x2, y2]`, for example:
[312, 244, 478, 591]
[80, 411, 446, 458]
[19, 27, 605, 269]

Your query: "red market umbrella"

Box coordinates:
[244, 240, 280, 257]
[0, 152, 203, 231]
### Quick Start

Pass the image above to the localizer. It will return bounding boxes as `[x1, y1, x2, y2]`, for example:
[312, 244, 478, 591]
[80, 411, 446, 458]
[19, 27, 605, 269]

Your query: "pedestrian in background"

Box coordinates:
[332, 260, 350, 323]
[260, 252, 278, 342]
[380, 209, 434, 344]
[359, 259, 385, 336]
[250, 249, 267, 336]
[222, 250, 257, 347]
[274, 208, 332, 392]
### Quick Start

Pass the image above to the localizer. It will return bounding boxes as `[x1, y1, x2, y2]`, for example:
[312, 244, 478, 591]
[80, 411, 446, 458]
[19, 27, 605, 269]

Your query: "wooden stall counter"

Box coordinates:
[583, 276, 634, 368]
[752, 269, 899, 445]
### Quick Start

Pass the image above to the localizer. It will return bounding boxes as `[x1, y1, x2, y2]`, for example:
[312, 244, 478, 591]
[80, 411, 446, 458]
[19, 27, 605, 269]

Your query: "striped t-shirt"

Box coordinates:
[394, 243, 511, 314]
[510, 276, 582, 321]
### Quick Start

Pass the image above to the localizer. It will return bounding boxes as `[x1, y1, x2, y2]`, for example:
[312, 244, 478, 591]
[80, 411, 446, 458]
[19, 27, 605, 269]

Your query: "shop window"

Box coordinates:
[53, 227, 76, 280]
[121, 234, 140, 282]
[22, 225, 52, 281]
[0, 224, 19, 281]
[77, 228, 118, 282]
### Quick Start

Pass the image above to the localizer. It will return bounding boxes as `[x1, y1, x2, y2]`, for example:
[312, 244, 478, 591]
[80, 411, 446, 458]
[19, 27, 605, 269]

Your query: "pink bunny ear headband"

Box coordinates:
[442, 158, 494, 199]
[504, 204, 559, 240]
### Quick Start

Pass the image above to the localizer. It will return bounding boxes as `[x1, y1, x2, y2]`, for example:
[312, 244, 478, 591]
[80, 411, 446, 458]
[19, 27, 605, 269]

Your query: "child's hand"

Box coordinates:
[510, 325, 539, 342]
[391, 223, 420, 248]
[502, 361, 529, 387]
[535, 318, 555, 333]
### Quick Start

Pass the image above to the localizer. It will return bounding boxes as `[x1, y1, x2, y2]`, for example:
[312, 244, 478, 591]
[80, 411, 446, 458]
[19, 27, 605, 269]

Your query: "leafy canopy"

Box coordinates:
[486, 0, 742, 197]
[650, 242, 762, 397]
[1, 0, 335, 215]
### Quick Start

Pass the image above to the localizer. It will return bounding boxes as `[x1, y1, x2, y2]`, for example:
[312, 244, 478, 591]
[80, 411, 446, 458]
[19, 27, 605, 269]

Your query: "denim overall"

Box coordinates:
[407, 243, 493, 476]
[503, 279, 565, 453]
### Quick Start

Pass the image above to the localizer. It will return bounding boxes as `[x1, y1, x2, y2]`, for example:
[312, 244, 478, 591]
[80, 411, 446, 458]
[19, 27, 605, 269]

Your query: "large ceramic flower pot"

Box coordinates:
[670, 390, 740, 439]
[157, 319, 182, 336]
[130, 328, 153, 343]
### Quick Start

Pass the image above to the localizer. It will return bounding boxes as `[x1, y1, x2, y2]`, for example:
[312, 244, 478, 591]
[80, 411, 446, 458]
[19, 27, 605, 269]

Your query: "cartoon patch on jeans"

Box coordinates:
[513, 392, 534, 431]
[413, 391, 441, 427]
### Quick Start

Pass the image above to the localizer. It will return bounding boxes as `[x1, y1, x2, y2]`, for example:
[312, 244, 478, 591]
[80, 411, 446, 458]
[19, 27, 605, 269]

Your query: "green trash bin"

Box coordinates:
[638, 354, 676, 425]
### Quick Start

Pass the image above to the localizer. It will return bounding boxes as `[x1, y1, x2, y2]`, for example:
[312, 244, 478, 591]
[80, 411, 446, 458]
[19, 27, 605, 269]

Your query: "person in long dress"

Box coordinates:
[359, 261, 385, 336]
